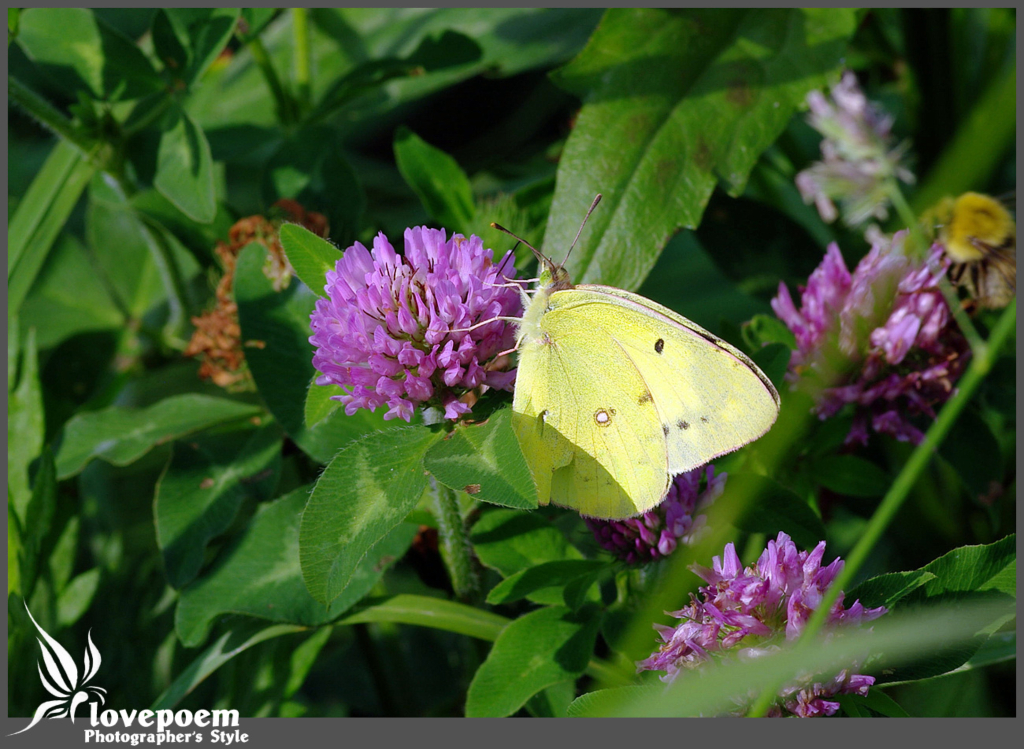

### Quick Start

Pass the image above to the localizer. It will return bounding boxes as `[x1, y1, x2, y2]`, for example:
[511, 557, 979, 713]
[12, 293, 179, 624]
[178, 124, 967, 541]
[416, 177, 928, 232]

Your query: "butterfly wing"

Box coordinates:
[512, 298, 671, 519]
[513, 285, 779, 520]
[570, 285, 780, 475]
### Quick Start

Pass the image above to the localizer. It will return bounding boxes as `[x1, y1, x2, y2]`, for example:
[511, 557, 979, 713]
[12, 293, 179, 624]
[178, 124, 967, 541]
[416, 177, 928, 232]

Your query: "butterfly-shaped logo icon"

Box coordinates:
[10, 603, 107, 735]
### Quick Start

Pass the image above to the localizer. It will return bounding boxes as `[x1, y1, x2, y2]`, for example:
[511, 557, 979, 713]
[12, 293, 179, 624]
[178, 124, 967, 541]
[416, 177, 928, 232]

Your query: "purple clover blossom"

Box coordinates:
[309, 227, 522, 422]
[585, 466, 725, 564]
[771, 233, 969, 446]
[637, 532, 887, 718]
[796, 71, 914, 228]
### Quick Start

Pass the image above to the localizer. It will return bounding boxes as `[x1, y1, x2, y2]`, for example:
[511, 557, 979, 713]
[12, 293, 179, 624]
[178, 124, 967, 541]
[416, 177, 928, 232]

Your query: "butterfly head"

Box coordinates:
[537, 255, 574, 292]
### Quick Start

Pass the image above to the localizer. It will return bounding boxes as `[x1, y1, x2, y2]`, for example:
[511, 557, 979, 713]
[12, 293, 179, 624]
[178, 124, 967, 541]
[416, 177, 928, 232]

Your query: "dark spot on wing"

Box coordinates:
[654, 338, 665, 354]
[662, 425, 670, 436]
[677, 420, 689, 430]
[638, 391, 654, 405]
[700, 416, 709, 423]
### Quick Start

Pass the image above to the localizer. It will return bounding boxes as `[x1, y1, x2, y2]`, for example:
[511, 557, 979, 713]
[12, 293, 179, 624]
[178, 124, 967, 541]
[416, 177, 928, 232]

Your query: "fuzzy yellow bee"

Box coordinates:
[927, 192, 1016, 309]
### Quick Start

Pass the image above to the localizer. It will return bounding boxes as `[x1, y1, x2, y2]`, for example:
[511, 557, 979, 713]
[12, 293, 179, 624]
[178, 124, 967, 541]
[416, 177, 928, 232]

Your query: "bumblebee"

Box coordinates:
[926, 192, 1016, 309]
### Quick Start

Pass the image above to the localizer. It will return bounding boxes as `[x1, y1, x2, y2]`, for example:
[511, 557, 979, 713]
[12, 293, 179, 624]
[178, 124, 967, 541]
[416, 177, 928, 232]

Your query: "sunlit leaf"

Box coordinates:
[54, 395, 264, 479]
[299, 426, 442, 604]
[465, 605, 601, 717]
[423, 409, 537, 511]
[546, 8, 857, 290]
[176, 487, 416, 646]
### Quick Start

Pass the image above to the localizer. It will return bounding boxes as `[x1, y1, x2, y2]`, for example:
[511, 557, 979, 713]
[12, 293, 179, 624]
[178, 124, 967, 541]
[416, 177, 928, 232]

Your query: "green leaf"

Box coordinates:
[853, 536, 1016, 683]
[56, 568, 101, 628]
[163, 8, 240, 85]
[304, 378, 344, 428]
[566, 685, 663, 717]
[525, 681, 576, 718]
[742, 313, 797, 351]
[336, 594, 509, 641]
[278, 223, 342, 299]
[8, 501, 22, 597]
[153, 621, 308, 710]
[7, 327, 44, 522]
[904, 536, 1016, 602]
[261, 129, 365, 246]
[465, 605, 601, 717]
[23, 448, 56, 555]
[234, 242, 389, 463]
[175, 487, 416, 647]
[485, 560, 607, 607]
[299, 426, 442, 605]
[17, 8, 162, 100]
[725, 473, 826, 550]
[810, 455, 892, 498]
[16, 447, 57, 595]
[423, 409, 537, 511]
[749, 342, 792, 395]
[546, 8, 857, 289]
[86, 173, 201, 320]
[394, 126, 476, 234]
[54, 394, 264, 480]
[309, 31, 483, 125]
[48, 516, 79, 595]
[19, 234, 124, 349]
[154, 106, 217, 223]
[155, 422, 283, 589]
[470, 509, 585, 578]
[837, 690, 910, 718]
[7, 141, 95, 315]
[151, 10, 189, 79]
[845, 570, 938, 611]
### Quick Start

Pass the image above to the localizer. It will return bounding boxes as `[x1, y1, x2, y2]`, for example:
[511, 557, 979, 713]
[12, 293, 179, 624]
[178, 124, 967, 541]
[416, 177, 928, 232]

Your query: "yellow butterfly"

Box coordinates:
[499, 197, 780, 520]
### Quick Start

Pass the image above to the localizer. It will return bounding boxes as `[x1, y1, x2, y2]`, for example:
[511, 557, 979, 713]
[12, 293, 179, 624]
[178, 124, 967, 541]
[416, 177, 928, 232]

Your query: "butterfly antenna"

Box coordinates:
[562, 194, 602, 269]
[495, 243, 517, 277]
[491, 223, 544, 265]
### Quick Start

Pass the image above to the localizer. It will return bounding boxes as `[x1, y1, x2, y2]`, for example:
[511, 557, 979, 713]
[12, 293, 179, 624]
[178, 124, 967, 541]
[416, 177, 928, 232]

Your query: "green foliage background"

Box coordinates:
[8, 8, 1015, 718]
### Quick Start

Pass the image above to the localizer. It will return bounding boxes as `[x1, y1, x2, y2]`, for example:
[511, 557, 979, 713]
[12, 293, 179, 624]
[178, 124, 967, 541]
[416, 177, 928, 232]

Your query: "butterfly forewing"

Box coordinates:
[512, 304, 670, 519]
[548, 286, 779, 472]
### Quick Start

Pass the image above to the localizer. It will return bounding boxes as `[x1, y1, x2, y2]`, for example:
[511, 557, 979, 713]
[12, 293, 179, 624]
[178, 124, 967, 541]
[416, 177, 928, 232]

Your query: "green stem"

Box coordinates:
[888, 183, 983, 353]
[747, 298, 1016, 717]
[292, 8, 312, 109]
[8, 75, 97, 155]
[429, 478, 481, 603]
[248, 37, 295, 125]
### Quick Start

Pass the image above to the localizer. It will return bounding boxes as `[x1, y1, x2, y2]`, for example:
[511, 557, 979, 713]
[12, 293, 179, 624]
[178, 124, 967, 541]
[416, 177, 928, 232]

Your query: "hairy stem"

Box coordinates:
[429, 478, 481, 603]
[8, 75, 96, 154]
